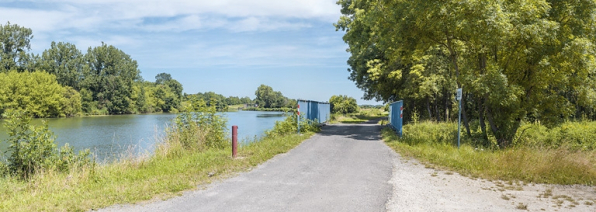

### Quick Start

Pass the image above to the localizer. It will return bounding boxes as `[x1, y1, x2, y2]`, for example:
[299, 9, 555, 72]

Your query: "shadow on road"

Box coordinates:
[318, 118, 384, 141]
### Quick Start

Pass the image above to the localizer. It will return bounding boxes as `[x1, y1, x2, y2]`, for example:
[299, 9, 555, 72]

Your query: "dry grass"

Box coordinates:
[383, 127, 596, 185]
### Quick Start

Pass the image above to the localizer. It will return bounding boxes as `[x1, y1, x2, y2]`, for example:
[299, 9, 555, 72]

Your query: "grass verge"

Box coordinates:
[382, 127, 596, 185]
[0, 132, 313, 211]
[330, 108, 388, 124]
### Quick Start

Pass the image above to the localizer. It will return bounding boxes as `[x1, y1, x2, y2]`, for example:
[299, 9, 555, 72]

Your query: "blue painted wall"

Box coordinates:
[298, 100, 330, 124]
[389, 100, 403, 136]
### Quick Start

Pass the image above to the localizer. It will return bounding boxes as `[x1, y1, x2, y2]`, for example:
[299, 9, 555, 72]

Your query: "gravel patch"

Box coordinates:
[386, 154, 596, 212]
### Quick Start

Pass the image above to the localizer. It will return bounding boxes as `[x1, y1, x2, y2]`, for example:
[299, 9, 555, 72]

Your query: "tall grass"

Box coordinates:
[383, 121, 596, 185]
[0, 107, 319, 211]
[329, 108, 388, 124]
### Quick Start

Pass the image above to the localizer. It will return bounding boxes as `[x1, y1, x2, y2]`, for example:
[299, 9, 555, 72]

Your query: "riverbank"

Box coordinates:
[0, 131, 314, 211]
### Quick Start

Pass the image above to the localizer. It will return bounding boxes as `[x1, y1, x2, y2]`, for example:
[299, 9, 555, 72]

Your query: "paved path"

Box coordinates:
[103, 120, 395, 212]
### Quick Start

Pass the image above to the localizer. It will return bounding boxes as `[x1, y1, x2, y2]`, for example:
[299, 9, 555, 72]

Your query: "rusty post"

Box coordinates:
[232, 125, 238, 158]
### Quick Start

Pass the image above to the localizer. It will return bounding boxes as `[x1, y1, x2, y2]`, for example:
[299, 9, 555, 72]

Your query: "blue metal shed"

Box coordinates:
[297, 100, 330, 124]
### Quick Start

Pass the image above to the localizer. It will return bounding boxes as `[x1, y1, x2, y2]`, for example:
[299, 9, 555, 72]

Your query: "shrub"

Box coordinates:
[265, 113, 320, 137]
[2, 110, 91, 178]
[161, 104, 227, 157]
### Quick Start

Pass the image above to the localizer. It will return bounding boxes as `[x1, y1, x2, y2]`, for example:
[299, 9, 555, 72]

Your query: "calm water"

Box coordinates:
[0, 111, 287, 162]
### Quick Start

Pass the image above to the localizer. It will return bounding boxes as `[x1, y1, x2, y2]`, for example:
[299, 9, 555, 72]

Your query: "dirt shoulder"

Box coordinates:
[386, 154, 596, 211]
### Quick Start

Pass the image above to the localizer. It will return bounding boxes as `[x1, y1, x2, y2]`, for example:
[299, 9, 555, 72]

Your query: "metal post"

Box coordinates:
[458, 97, 461, 149]
[297, 104, 301, 134]
[232, 125, 238, 158]
[455, 88, 462, 149]
[297, 114, 300, 134]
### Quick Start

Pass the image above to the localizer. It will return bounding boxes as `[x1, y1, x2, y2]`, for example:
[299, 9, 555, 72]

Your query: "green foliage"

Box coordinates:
[0, 131, 313, 212]
[265, 113, 320, 137]
[60, 86, 82, 117]
[183, 91, 253, 112]
[39, 41, 84, 89]
[1, 110, 90, 178]
[0, 70, 81, 118]
[244, 107, 293, 112]
[336, 0, 596, 147]
[0, 22, 33, 72]
[254, 84, 294, 109]
[329, 95, 358, 114]
[81, 42, 140, 114]
[163, 104, 228, 157]
[383, 126, 596, 185]
[0, 22, 185, 116]
[515, 121, 596, 151]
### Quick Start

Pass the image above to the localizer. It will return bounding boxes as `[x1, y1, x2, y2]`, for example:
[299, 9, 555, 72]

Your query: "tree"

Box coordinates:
[80, 42, 141, 114]
[155, 72, 172, 85]
[39, 42, 84, 89]
[0, 22, 33, 72]
[254, 84, 289, 108]
[336, 0, 596, 147]
[0, 71, 80, 118]
[329, 95, 358, 114]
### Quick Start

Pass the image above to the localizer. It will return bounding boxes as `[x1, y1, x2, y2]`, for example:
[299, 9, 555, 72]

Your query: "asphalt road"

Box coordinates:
[103, 119, 395, 212]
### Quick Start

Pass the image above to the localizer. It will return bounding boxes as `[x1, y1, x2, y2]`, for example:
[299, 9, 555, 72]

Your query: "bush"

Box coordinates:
[515, 121, 596, 150]
[396, 120, 596, 151]
[1, 110, 91, 178]
[265, 113, 320, 137]
[161, 105, 227, 157]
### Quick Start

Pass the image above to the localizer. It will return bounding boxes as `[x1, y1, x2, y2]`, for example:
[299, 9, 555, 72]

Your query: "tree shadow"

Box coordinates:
[318, 118, 384, 141]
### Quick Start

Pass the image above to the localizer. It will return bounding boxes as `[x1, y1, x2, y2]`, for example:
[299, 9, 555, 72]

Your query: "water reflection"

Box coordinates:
[0, 111, 287, 162]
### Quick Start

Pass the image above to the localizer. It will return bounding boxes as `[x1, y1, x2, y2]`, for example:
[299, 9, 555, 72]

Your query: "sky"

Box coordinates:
[0, 0, 382, 105]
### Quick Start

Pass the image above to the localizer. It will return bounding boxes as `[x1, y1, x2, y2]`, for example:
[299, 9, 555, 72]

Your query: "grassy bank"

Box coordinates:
[0, 133, 313, 211]
[330, 108, 387, 124]
[383, 121, 596, 185]
[0, 110, 316, 211]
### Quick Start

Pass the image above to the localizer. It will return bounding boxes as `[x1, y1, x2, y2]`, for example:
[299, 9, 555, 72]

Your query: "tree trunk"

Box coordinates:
[426, 97, 432, 121]
[461, 92, 471, 136]
[478, 96, 487, 139]
[444, 90, 450, 122]
[478, 53, 488, 139]
[435, 96, 441, 122]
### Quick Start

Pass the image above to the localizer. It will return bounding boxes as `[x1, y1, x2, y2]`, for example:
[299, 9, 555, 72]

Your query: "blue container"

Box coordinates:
[389, 100, 403, 136]
[298, 100, 330, 124]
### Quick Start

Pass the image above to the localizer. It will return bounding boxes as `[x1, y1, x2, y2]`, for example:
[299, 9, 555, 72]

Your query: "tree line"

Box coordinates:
[183, 92, 253, 112]
[0, 22, 183, 117]
[336, 0, 596, 147]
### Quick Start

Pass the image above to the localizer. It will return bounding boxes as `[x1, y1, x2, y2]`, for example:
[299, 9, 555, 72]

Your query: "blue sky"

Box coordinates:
[0, 0, 382, 105]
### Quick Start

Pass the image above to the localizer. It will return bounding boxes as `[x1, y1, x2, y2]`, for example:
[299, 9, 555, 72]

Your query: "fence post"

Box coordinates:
[232, 125, 238, 158]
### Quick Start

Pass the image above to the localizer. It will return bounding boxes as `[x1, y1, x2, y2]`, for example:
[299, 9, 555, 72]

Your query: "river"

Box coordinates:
[0, 111, 287, 162]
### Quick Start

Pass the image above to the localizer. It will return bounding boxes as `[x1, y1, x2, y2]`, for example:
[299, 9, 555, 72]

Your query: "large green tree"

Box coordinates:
[39, 42, 84, 89]
[336, 0, 596, 147]
[254, 84, 290, 108]
[329, 95, 358, 114]
[80, 42, 141, 114]
[0, 22, 33, 72]
[0, 71, 81, 118]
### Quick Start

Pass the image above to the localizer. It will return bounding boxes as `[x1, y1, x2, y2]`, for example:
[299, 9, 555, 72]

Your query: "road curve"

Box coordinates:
[102, 119, 395, 212]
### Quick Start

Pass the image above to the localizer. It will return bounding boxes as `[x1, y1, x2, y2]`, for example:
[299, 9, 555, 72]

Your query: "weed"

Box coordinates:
[539, 189, 553, 198]
[431, 172, 438, 177]
[501, 194, 511, 200]
[516, 202, 528, 210]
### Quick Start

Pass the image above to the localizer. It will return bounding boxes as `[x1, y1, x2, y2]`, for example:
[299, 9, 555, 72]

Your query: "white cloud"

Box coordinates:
[1, 0, 340, 33]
